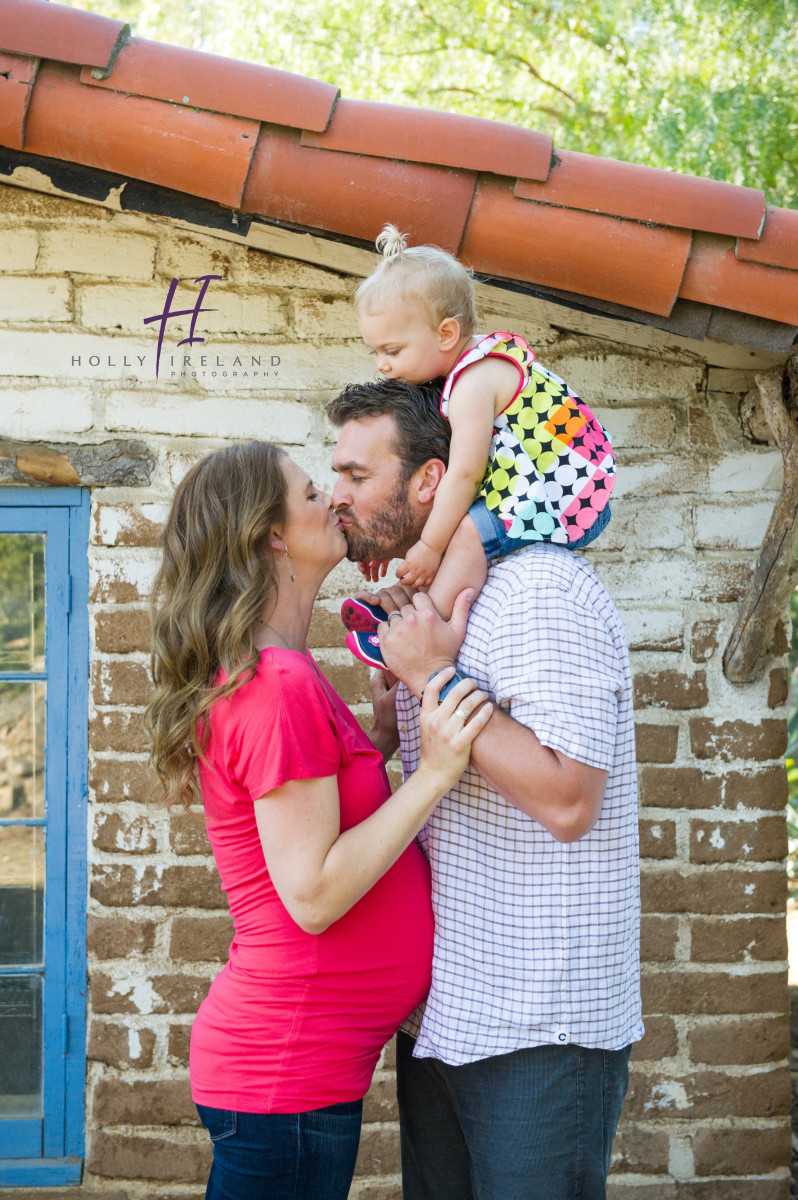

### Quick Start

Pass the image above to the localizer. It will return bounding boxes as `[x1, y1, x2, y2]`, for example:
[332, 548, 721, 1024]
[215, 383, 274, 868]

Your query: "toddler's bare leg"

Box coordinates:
[427, 513, 488, 622]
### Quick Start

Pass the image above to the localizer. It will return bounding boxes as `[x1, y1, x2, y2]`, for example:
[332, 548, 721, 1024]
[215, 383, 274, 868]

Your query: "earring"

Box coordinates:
[284, 547, 296, 582]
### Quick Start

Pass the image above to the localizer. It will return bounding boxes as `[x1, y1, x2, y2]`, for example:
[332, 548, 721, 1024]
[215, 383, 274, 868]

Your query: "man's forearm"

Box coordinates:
[468, 705, 607, 842]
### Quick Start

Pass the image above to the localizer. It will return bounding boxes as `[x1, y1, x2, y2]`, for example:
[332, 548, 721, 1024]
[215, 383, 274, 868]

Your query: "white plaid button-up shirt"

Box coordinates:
[398, 544, 642, 1065]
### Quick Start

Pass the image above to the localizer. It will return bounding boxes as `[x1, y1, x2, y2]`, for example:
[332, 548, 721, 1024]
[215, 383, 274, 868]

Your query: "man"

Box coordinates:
[328, 379, 641, 1200]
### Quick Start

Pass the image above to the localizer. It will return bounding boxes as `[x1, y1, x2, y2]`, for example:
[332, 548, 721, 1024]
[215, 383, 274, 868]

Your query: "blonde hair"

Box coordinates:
[355, 223, 477, 336]
[144, 441, 287, 810]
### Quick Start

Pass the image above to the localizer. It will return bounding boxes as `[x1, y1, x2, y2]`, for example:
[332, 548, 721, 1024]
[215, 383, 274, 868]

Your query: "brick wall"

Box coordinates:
[0, 181, 790, 1199]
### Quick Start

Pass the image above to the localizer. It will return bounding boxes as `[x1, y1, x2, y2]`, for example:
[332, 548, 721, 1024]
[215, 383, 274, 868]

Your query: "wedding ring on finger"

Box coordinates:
[387, 611, 402, 624]
[454, 707, 468, 721]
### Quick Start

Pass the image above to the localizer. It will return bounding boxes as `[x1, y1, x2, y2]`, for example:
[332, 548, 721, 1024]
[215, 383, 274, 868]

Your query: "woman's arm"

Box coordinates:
[253, 671, 492, 934]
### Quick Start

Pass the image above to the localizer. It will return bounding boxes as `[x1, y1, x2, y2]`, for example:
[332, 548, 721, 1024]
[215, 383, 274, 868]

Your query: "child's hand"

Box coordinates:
[357, 558, 392, 583]
[396, 540, 443, 588]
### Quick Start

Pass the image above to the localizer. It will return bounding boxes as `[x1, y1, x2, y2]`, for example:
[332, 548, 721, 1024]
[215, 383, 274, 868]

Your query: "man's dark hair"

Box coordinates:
[326, 379, 450, 479]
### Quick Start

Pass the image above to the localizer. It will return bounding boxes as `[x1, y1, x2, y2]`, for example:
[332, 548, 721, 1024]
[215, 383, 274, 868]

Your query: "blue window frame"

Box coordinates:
[0, 487, 89, 1185]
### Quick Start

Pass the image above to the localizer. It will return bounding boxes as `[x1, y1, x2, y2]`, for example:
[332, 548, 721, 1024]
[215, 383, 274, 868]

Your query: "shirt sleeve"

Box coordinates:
[486, 576, 623, 772]
[228, 656, 343, 801]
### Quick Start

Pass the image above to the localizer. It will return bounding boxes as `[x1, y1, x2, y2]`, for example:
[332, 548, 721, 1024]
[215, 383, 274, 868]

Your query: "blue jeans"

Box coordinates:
[396, 1031, 631, 1200]
[196, 1100, 362, 1200]
[469, 498, 612, 562]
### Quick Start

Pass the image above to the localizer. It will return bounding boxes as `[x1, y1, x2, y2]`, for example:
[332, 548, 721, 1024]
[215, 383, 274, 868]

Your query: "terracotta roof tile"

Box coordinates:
[242, 126, 476, 253]
[23, 61, 258, 209]
[461, 181, 692, 317]
[515, 149, 766, 239]
[736, 206, 798, 272]
[301, 99, 552, 180]
[0, 0, 129, 73]
[79, 37, 338, 132]
[0, 51, 37, 149]
[680, 233, 798, 326]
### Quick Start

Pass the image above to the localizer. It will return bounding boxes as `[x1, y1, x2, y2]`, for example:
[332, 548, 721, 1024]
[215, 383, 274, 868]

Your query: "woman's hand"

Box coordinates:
[417, 668, 493, 790]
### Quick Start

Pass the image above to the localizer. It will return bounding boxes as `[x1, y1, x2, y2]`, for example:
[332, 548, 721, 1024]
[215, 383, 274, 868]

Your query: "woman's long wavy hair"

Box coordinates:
[145, 441, 287, 810]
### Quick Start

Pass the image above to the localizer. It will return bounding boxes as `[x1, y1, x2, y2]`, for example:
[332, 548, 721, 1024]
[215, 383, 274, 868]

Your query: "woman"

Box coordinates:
[145, 441, 491, 1200]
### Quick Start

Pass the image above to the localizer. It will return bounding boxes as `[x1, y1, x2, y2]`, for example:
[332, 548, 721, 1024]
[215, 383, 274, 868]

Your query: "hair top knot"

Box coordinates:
[375, 223, 407, 262]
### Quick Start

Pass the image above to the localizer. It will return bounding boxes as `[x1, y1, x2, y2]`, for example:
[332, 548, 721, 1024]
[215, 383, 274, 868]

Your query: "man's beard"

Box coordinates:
[338, 483, 420, 563]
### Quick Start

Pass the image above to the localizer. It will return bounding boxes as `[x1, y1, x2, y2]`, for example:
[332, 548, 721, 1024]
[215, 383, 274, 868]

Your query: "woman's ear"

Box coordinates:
[415, 458, 447, 505]
[268, 529, 286, 553]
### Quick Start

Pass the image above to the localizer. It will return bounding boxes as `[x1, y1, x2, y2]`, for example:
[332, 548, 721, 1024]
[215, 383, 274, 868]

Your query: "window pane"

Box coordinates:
[0, 682, 45, 819]
[0, 533, 45, 671]
[0, 976, 42, 1117]
[0, 826, 44, 967]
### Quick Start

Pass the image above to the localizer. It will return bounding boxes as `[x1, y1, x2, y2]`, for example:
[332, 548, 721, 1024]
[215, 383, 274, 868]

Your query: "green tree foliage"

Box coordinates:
[66, 0, 797, 206]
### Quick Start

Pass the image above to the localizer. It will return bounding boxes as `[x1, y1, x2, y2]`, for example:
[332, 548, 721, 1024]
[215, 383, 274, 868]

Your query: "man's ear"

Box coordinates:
[414, 458, 447, 505]
[437, 317, 461, 351]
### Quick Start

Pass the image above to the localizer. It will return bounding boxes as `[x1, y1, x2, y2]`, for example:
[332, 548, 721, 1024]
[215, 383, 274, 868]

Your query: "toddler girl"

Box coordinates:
[343, 225, 615, 669]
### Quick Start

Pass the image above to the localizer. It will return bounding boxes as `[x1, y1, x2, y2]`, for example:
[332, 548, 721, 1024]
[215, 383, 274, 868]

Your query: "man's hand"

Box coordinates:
[378, 590, 474, 698]
[396, 539, 443, 588]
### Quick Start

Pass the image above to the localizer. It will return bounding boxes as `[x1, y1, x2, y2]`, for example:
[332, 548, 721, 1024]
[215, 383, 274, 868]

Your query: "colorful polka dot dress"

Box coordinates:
[441, 332, 616, 544]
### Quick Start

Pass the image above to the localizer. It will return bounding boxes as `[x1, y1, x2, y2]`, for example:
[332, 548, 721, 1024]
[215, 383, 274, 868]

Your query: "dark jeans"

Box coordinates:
[396, 1031, 631, 1200]
[196, 1100, 362, 1200]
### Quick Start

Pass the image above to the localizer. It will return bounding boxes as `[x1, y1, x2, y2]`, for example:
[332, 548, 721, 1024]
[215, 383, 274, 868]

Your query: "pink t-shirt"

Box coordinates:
[190, 648, 434, 1113]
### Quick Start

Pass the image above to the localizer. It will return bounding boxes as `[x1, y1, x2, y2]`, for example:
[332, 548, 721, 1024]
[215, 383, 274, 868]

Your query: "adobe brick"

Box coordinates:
[91, 971, 141, 1015]
[90, 757, 158, 803]
[768, 667, 789, 708]
[362, 1074, 400, 1124]
[691, 619, 720, 663]
[689, 718, 787, 762]
[640, 970, 788, 1015]
[690, 916, 787, 963]
[87, 1130, 210, 1182]
[350, 1184, 402, 1200]
[170, 915, 234, 962]
[609, 1125, 669, 1174]
[308, 604, 346, 649]
[677, 1180, 789, 1200]
[689, 1015, 789, 1065]
[690, 815, 787, 864]
[630, 1015, 678, 1060]
[87, 1020, 156, 1069]
[355, 1125, 401, 1177]
[688, 405, 718, 445]
[382, 1035, 397, 1070]
[90, 709, 148, 754]
[606, 1183, 676, 1200]
[90, 863, 225, 908]
[639, 818, 676, 859]
[93, 1077, 197, 1126]
[641, 867, 786, 915]
[687, 1185, 789, 1200]
[93, 502, 165, 547]
[93, 810, 158, 854]
[724, 766, 787, 810]
[635, 724, 678, 763]
[94, 607, 152, 653]
[170, 809, 212, 855]
[691, 1123, 791, 1175]
[87, 914, 157, 959]
[640, 915, 678, 961]
[634, 670, 708, 710]
[151, 974, 213, 1013]
[168, 1023, 192, 1066]
[639, 767, 722, 810]
[624, 1064, 790, 1119]
[318, 660, 371, 706]
[92, 659, 153, 707]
